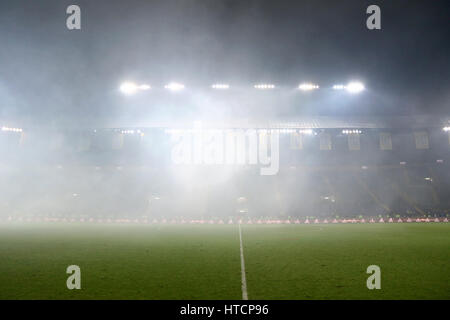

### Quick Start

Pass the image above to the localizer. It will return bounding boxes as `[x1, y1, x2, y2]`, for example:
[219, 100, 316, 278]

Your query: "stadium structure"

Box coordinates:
[2, 114, 450, 223]
[1, 0, 450, 305]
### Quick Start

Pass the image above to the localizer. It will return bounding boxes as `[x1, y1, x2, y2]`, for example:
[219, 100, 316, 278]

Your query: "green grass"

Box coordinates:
[0, 223, 448, 300]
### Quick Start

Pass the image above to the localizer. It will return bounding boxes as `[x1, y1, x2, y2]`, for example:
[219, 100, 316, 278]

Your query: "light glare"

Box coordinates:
[254, 84, 275, 90]
[333, 84, 345, 90]
[342, 129, 362, 134]
[346, 82, 365, 93]
[165, 82, 185, 91]
[1, 126, 23, 133]
[298, 83, 319, 91]
[120, 82, 139, 95]
[211, 84, 230, 89]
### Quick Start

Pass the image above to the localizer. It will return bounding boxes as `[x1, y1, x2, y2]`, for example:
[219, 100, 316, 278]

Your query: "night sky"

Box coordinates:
[0, 0, 449, 128]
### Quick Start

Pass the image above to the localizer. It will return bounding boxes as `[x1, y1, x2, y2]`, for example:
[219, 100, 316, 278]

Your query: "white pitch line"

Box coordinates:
[238, 223, 249, 300]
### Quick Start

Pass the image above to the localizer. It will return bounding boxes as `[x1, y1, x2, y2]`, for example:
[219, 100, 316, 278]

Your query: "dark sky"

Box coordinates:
[0, 0, 449, 128]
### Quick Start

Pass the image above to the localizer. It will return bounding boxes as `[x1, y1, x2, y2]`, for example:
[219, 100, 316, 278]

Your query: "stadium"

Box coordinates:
[1, 112, 450, 300]
[0, 0, 449, 304]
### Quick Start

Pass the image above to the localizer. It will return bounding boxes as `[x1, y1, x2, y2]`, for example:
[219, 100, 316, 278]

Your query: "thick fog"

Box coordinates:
[1, 126, 450, 221]
[0, 1, 449, 221]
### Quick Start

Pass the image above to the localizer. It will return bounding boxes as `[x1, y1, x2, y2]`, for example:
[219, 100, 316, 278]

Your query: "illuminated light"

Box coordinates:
[346, 82, 365, 93]
[164, 82, 185, 91]
[443, 127, 450, 132]
[211, 83, 230, 89]
[121, 130, 135, 134]
[138, 84, 151, 90]
[424, 177, 433, 182]
[1, 126, 23, 132]
[119, 82, 139, 95]
[400, 161, 407, 165]
[333, 84, 345, 90]
[120, 82, 151, 94]
[254, 84, 275, 90]
[298, 83, 319, 91]
[437, 159, 444, 163]
[362, 166, 368, 170]
[342, 129, 362, 134]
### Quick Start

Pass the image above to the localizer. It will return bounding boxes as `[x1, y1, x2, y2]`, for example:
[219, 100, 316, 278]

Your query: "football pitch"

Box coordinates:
[0, 223, 449, 300]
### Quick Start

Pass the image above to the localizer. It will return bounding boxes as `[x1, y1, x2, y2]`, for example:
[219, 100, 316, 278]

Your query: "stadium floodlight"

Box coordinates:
[120, 82, 139, 95]
[346, 82, 365, 93]
[443, 127, 450, 132]
[254, 84, 275, 90]
[119, 82, 150, 95]
[342, 129, 362, 134]
[333, 84, 345, 90]
[298, 83, 319, 91]
[1, 126, 23, 132]
[211, 83, 230, 89]
[165, 82, 185, 91]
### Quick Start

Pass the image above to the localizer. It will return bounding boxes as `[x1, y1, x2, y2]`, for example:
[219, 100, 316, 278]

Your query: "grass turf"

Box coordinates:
[0, 223, 448, 299]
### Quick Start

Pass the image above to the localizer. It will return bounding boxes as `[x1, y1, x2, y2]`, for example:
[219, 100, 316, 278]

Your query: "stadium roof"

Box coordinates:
[101, 115, 450, 130]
